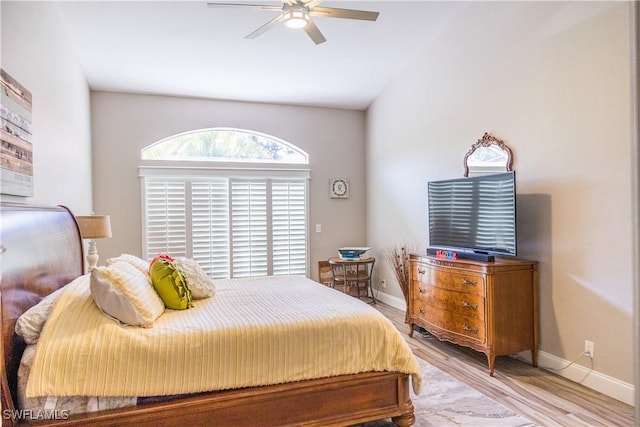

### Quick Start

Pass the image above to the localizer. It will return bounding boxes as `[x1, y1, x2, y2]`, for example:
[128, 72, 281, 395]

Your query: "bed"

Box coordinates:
[1, 202, 418, 426]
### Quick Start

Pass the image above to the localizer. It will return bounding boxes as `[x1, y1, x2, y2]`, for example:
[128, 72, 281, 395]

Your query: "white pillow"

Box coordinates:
[15, 287, 65, 344]
[106, 253, 150, 277]
[90, 262, 164, 327]
[173, 257, 215, 299]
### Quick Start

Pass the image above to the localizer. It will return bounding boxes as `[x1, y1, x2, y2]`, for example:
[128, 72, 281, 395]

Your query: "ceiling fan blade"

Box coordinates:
[309, 6, 379, 21]
[206, 2, 281, 11]
[245, 13, 286, 39]
[304, 19, 326, 45]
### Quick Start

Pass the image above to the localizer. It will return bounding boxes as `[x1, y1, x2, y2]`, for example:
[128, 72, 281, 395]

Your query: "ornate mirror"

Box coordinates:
[463, 132, 513, 177]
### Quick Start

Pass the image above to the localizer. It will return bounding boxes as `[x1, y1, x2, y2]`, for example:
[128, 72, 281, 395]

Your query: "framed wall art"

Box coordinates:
[329, 178, 349, 199]
[1, 69, 33, 197]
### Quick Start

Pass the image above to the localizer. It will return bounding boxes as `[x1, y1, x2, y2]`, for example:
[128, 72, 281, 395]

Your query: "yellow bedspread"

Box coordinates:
[27, 274, 421, 397]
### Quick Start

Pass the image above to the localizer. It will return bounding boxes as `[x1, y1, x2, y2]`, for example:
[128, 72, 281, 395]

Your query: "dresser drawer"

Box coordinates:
[412, 300, 486, 343]
[413, 263, 485, 296]
[413, 284, 485, 321]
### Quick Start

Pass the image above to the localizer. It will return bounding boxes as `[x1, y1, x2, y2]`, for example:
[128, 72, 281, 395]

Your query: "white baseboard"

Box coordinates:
[515, 350, 635, 406]
[374, 289, 406, 310]
[374, 290, 634, 406]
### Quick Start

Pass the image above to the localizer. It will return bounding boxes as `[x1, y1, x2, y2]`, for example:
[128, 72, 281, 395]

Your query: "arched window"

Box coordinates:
[141, 128, 308, 164]
[139, 128, 309, 279]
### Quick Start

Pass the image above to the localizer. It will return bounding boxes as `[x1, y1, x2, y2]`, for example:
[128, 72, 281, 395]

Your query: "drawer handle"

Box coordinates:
[461, 278, 477, 286]
[419, 287, 427, 294]
[417, 267, 426, 275]
[419, 308, 426, 315]
[462, 301, 478, 310]
[463, 324, 479, 334]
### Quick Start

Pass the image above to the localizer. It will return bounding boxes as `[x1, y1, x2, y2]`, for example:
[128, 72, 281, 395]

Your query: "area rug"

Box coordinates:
[363, 358, 537, 427]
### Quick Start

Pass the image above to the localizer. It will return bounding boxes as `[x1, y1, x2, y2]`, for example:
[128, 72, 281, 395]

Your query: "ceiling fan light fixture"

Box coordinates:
[284, 9, 309, 29]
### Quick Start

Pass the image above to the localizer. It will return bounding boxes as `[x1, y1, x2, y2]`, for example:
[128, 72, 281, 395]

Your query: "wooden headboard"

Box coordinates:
[0, 203, 84, 418]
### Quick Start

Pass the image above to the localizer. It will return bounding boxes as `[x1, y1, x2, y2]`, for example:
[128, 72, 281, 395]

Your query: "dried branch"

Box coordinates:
[386, 243, 414, 322]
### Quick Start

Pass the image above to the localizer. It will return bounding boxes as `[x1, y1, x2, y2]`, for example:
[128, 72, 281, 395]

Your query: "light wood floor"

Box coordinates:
[373, 302, 635, 427]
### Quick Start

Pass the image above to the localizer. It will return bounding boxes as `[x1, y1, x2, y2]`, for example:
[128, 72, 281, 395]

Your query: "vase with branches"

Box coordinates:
[386, 244, 413, 322]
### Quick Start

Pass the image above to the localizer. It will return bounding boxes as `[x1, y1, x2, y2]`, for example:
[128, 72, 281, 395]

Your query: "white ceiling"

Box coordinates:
[55, 1, 618, 110]
[55, 0, 464, 109]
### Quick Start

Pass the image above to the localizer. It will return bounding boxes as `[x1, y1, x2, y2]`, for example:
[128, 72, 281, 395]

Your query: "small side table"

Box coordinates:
[328, 257, 376, 304]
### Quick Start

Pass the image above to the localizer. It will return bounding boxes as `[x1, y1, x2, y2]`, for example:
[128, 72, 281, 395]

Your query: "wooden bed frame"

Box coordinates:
[1, 203, 415, 427]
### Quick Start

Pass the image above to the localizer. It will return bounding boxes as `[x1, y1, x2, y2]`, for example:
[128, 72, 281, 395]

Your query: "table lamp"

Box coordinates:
[76, 215, 112, 271]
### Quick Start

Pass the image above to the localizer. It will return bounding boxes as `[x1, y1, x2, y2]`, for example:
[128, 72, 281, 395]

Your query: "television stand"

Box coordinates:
[408, 253, 538, 376]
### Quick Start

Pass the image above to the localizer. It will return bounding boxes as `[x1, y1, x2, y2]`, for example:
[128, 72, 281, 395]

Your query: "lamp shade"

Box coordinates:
[76, 215, 112, 239]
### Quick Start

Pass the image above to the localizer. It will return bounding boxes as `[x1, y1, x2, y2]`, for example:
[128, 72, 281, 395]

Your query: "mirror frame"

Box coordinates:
[463, 132, 513, 177]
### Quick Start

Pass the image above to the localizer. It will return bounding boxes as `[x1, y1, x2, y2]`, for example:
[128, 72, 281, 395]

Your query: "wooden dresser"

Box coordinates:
[408, 253, 538, 375]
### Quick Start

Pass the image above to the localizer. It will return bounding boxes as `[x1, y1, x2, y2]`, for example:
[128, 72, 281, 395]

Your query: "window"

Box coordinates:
[140, 129, 309, 279]
[142, 128, 308, 163]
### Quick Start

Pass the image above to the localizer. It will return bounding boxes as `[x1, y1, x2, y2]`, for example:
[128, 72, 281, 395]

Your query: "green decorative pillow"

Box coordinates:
[149, 258, 193, 310]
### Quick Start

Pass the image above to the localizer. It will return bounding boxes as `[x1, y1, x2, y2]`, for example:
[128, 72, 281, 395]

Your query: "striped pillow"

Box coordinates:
[106, 253, 150, 277]
[90, 261, 164, 327]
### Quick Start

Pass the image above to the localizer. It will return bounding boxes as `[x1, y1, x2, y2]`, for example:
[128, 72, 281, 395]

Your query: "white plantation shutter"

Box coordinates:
[272, 181, 307, 275]
[143, 178, 188, 258]
[231, 180, 268, 277]
[192, 179, 231, 279]
[141, 172, 308, 278]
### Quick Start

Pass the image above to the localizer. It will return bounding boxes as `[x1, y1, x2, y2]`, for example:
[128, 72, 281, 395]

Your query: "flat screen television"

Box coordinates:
[427, 171, 516, 260]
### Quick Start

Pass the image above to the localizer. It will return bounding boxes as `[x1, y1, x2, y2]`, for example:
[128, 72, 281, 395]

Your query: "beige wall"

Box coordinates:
[367, 1, 633, 390]
[632, 0, 640, 414]
[0, 2, 92, 213]
[90, 91, 367, 279]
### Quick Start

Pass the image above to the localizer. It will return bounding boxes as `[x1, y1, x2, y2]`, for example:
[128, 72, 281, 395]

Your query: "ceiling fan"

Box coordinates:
[206, 0, 379, 45]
